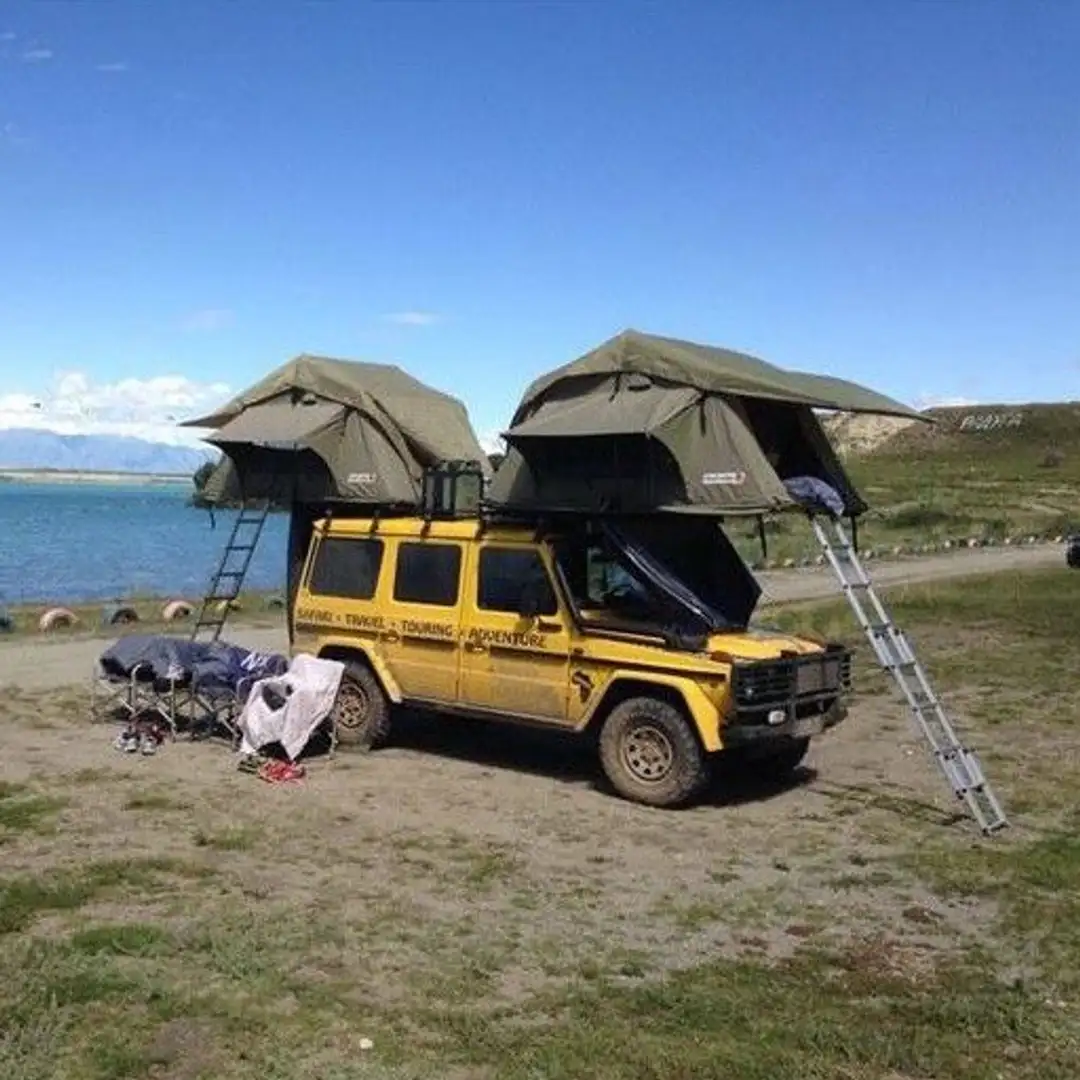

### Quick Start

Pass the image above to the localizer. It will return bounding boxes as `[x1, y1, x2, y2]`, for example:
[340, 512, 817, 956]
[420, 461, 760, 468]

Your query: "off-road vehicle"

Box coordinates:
[291, 510, 852, 808]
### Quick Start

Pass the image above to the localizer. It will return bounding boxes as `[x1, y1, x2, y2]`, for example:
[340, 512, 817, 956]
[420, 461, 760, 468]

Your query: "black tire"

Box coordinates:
[330, 662, 392, 751]
[598, 695, 709, 809]
[751, 737, 810, 781]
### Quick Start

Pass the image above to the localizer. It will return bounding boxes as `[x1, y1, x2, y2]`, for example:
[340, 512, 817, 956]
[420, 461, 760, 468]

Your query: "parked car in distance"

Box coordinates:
[1067, 534, 1080, 569]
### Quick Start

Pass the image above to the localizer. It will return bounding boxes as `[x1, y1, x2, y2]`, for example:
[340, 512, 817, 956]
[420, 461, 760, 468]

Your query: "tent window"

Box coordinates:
[307, 537, 384, 601]
[393, 542, 462, 607]
[478, 548, 557, 616]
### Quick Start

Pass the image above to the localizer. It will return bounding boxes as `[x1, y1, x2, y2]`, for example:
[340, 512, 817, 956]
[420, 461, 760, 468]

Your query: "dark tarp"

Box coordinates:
[487, 329, 926, 517]
[183, 354, 490, 507]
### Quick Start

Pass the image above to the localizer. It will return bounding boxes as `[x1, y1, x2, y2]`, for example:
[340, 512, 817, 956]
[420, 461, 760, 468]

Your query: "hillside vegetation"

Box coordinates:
[737, 401, 1080, 565]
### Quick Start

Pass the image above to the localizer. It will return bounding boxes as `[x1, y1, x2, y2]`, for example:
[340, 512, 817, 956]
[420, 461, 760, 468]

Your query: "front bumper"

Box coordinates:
[722, 645, 853, 747]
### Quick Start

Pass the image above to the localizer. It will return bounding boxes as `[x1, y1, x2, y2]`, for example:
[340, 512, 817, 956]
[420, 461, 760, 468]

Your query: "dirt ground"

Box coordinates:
[0, 670, 986, 1062]
[0, 554, 1075, 1079]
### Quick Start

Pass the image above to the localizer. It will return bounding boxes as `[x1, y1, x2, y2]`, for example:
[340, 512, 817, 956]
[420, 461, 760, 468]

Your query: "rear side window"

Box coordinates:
[307, 537, 384, 600]
[393, 543, 462, 606]
[478, 547, 558, 615]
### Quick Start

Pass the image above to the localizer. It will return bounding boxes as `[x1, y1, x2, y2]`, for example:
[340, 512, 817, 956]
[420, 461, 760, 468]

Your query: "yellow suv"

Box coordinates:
[292, 512, 851, 808]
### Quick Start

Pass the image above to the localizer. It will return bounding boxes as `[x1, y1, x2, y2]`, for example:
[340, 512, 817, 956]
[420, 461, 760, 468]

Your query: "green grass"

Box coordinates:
[123, 789, 192, 812]
[766, 566, 1080, 747]
[0, 858, 201, 935]
[734, 402, 1080, 565]
[0, 783, 66, 840]
[192, 826, 258, 852]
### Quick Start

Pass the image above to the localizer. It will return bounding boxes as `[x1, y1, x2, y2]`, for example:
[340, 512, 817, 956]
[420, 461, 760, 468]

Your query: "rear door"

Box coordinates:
[381, 539, 464, 704]
[459, 542, 572, 723]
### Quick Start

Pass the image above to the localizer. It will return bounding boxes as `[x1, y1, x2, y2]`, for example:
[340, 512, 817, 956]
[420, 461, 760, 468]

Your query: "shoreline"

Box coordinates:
[0, 469, 192, 487]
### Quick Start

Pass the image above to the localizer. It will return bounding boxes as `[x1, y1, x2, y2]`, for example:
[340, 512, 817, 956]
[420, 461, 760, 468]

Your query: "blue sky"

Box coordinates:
[0, 1, 1077, 447]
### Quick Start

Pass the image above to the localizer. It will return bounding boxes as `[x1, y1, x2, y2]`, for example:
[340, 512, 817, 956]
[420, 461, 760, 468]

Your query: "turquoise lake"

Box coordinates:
[0, 482, 289, 605]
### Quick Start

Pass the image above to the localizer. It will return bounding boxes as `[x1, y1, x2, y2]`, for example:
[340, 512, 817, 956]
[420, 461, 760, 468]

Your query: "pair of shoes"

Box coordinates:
[138, 733, 158, 756]
[257, 760, 305, 784]
[113, 729, 138, 753]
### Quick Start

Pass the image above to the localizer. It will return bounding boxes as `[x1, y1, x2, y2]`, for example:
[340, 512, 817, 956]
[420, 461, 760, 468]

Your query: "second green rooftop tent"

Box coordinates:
[486, 329, 925, 518]
[183, 353, 491, 508]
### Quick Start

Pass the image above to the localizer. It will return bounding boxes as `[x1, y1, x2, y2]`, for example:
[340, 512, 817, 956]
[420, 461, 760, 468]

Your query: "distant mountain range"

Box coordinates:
[0, 429, 219, 475]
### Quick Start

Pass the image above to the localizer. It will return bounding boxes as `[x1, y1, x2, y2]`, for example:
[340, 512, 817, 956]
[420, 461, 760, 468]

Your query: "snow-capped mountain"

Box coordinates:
[0, 428, 219, 475]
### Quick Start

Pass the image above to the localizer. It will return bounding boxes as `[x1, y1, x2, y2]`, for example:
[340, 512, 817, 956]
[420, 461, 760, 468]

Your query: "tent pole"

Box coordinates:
[757, 516, 767, 562]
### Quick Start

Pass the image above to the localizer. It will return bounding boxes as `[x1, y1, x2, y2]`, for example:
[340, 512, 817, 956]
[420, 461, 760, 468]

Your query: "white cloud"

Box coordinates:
[382, 311, 441, 326]
[96, 61, 128, 73]
[21, 48, 52, 63]
[478, 430, 506, 456]
[0, 371, 232, 447]
[179, 308, 234, 333]
[913, 394, 978, 411]
[0, 31, 16, 42]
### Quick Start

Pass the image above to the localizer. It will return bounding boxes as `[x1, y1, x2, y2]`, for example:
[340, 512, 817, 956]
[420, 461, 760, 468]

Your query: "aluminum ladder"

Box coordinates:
[809, 515, 1008, 835]
[190, 500, 273, 643]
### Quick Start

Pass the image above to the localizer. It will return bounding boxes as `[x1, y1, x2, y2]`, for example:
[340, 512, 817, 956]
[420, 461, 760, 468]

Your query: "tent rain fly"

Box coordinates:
[183, 354, 491, 508]
[486, 329, 927, 518]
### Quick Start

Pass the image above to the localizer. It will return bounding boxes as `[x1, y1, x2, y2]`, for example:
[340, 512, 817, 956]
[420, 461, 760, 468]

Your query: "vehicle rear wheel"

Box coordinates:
[599, 696, 709, 808]
[751, 737, 810, 780]
[330, 662, 391, 750]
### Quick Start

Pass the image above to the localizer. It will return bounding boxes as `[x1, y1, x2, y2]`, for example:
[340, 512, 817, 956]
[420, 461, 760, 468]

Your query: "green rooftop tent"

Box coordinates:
[486, 329, 926, 518]
[183, 353, 491, 507]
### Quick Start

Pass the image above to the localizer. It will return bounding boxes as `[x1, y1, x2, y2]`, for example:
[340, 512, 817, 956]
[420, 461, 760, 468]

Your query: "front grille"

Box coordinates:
[731, 645, 852, 713]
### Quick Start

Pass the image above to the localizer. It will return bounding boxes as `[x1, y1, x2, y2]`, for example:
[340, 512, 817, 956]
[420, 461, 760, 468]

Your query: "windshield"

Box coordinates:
[552, 518, 755, 637]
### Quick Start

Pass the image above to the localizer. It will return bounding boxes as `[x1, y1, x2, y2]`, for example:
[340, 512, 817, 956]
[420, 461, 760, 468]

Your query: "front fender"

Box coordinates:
[588, 674, 726, 752]
[311, 634, 404, 704]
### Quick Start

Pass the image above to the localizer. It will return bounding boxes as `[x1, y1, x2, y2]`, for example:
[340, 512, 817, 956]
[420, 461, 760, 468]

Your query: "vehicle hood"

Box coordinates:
[707, 627, 825, 662]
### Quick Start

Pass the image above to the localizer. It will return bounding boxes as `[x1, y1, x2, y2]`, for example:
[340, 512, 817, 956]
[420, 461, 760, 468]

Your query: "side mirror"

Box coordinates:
[517, 577, 549, 619]
[518, 588, 541, 619]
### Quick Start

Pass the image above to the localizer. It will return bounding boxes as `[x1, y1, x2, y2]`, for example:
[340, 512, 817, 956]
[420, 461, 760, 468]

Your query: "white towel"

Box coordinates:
[237, 653, 346, 762]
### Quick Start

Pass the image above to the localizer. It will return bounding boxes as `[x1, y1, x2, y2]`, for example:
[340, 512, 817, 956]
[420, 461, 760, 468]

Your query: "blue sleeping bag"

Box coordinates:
[98, 634, 287, 691]
[782, 476, 846, 518]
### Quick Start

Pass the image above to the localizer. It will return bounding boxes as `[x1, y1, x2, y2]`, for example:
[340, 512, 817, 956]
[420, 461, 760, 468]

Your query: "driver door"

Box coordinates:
[459, 542, 573, 724]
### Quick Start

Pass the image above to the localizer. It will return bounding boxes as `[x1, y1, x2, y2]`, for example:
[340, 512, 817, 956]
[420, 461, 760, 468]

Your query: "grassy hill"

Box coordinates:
[733, 401, 1080, 566]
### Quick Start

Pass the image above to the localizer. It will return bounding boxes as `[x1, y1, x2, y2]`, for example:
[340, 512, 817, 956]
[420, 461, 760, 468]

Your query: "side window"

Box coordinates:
[307, 537, 384, 600]
[393, 543, 462, 606]
[478, 547, 558, 616]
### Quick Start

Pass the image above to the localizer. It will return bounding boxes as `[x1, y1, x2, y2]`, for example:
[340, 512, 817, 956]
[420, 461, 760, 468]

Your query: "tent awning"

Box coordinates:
[508, 383, 698, 440]
[205, 398, 345, 449]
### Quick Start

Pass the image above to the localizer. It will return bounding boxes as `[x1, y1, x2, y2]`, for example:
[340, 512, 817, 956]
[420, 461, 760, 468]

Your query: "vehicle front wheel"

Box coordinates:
[330, 662, 392, 751]
[598, 696, 709, 809]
